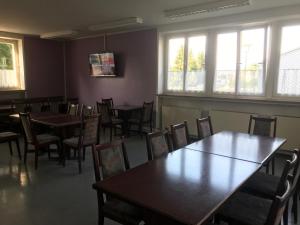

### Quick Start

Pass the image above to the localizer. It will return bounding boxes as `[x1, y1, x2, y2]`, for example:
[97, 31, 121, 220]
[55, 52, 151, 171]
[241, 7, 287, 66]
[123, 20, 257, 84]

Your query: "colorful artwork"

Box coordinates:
[89, 53, 116, 76]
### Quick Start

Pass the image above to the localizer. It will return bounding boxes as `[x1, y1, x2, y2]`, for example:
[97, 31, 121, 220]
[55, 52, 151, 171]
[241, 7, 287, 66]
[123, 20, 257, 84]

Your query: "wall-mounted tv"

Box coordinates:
[89, 52, 116, 77]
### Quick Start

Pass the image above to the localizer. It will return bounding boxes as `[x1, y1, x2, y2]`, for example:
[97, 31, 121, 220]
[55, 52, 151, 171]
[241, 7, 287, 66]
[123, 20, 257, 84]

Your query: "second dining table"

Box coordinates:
[93, 131, 286, 225]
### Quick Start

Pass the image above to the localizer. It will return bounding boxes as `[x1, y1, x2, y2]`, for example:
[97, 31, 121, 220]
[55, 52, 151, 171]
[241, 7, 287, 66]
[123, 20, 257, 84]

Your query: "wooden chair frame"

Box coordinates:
[146, 129, 172, 161]
[170, 121, 190, 150]
[196, 116, 213, 140]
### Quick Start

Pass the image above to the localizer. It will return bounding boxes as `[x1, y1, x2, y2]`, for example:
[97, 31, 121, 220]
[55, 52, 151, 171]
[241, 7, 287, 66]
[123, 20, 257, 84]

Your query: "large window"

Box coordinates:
[0, 37, 24, 90]
[167, 35, 206, 92]
[277, 25, 300, 96]
[214, 28, 266, 95]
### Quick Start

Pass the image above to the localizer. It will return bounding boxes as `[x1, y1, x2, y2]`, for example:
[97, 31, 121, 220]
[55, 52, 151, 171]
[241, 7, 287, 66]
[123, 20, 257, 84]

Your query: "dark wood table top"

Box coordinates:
[94, 148, 261, 225]
[185, 131, 286, 164]
[10, 112, 81, 127]
[113, 105, 142, 111]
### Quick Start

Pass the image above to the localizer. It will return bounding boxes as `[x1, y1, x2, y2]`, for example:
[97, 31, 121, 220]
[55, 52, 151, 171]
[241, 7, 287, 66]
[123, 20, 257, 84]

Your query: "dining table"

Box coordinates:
[112, 105, 142, 135]
[93, 131, 286, 225]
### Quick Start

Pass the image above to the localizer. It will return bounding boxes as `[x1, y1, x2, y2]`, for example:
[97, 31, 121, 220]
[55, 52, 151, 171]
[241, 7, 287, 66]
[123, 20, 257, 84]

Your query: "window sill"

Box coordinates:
[158, 93, 300, 107]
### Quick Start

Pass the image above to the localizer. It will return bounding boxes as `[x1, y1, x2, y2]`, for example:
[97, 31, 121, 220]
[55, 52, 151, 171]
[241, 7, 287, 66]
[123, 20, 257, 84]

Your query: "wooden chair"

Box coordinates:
[67, 103, 80, 116]
[102, 98, 115, 116]
[196, 116, 213, 140]
[19, 112, 61, 170]
[80, 105, 95, 117]
[0, 132, 21, 160]
[218, 179, 293, 225]
[248, 115, 277, 137]
[97, 102, 123, 142]
[63, 114, 100, 173]
[128, 101, 154, 137]
[170, 121, 190, 150]
[146, 130, 172, 160]
[248, 115, 278, 174]
[91, 138, 144, 225]
[241, 149, 300, 225]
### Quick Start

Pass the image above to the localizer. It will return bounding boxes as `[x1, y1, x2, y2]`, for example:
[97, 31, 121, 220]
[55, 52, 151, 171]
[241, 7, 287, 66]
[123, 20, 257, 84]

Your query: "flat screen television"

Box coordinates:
[89, 52, 116, 77]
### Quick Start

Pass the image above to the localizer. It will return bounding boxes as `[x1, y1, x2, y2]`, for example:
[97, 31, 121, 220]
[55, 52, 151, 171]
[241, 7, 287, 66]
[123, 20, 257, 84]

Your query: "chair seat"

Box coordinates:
[218, 192, 272, 225]
[0, 132, 18, 141]
[63, 137, 94, 148]
[36, 134, 60, 145]
[242, 172, 280, 199]
[103, 199, 143, 225]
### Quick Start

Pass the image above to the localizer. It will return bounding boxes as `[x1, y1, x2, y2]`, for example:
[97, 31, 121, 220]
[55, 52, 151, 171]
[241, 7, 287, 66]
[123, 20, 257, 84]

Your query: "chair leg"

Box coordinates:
[110, 127, 113, 142]
[8, 141, 13, 156]
[272, 157, 275, 175]
[78, 148, 82, 173]
[293, 192, 298, 223]
[15, 138, 21, 160]
[34, 147, 39, 170]
[24, 144, 28, 164]
[283, 203, 289, 225]
[83, 147, 86, 161]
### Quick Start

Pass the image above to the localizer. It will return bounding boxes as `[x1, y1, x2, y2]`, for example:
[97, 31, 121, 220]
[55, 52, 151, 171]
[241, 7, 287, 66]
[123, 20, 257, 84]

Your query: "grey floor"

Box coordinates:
[0, 134, 298, 225]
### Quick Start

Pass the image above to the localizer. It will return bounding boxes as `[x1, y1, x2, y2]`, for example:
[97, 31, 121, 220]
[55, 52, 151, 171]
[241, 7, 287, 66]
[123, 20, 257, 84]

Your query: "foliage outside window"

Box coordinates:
[0, 37, 24, 90]
[167, 35, 206, 92]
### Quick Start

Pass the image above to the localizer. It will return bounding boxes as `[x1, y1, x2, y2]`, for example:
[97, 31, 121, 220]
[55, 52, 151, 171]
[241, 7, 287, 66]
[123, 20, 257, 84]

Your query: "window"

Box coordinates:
[214, 28, 266, 95]
[0, 37, 24, 90]
[277, 25, 300, 96]
[167, 35, 206, 92]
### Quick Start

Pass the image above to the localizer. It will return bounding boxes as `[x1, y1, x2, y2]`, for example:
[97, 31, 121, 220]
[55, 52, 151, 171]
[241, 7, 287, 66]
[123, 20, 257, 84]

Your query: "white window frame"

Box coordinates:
[0, 36, 24, 91]
[164, 32, 208, 96]
[212, 26, 268, 98]
[273, 20, 300, 100]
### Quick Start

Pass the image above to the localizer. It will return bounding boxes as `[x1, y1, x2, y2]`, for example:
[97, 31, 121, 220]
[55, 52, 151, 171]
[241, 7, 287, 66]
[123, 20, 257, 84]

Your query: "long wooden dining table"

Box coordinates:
[93, 131, 286, 225]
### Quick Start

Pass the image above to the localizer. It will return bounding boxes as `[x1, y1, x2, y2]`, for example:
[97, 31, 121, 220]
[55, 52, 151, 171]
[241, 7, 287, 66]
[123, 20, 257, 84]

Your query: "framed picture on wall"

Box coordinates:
[89, 52, 117, 77]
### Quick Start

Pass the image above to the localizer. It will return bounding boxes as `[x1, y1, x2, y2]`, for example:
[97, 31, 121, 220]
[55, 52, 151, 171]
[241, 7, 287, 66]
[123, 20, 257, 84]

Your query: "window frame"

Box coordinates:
[273, 21, 300, 99]
[212, 26, 268, 97]
[164, 31, 208, 95]
[0, 36, 24, 91]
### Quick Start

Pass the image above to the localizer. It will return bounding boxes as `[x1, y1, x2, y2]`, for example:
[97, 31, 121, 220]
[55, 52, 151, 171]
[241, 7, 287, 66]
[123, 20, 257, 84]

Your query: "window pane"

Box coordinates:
[278, 25, 300, 96]
[167, 38, 185, 91]
[214, 32, 237, 93]
[0, 42, 18, 88]
[238, 28, 265, 95]
[186, 36, 206, 92]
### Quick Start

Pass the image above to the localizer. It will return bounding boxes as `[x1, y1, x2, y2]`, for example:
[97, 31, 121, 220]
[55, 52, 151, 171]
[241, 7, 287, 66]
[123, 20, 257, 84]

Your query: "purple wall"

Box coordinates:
[23, 36, 65, 98]
[66, 29, 157, 106]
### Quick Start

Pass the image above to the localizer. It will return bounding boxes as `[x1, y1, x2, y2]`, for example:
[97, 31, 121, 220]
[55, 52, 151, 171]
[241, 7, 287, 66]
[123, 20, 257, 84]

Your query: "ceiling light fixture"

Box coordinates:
[164, 0, 251, 18]
[40, 30, 78, 39]
[88, 17, 144, 31]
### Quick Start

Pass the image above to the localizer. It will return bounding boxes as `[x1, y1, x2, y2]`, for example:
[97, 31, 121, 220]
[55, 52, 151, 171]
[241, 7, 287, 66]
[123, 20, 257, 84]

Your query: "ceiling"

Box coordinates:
[0, 0, 300, 37]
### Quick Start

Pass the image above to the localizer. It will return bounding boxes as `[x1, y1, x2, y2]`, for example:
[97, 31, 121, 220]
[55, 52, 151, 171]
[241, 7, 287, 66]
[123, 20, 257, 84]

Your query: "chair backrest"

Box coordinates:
[41, 101, 51, 112]
[81, 105, 95, 118]
[248, 115, 277, 137]
[92, 138, 130, 182]
[170, 121, 190, 150]
[19, 112, 36, 144]
[275, 150, 298, 196]
[102, 98, 114, 116]
[81, 114, 100, 146]
[141, 101, 154, 123]
[196, 116, 213, 140]
[96, 102, 112, 124]
[266, 180, 292, 225]
[146, 130, 172, 160]
[68, 103, 79, 116]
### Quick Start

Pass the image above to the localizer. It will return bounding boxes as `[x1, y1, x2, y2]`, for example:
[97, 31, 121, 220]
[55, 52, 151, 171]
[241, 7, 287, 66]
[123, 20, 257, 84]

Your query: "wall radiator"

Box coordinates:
[161, 105, 202, 135]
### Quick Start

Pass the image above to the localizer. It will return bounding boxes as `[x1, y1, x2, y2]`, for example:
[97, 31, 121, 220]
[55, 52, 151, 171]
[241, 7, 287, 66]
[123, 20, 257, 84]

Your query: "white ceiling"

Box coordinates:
[0, 0, 300, 37]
